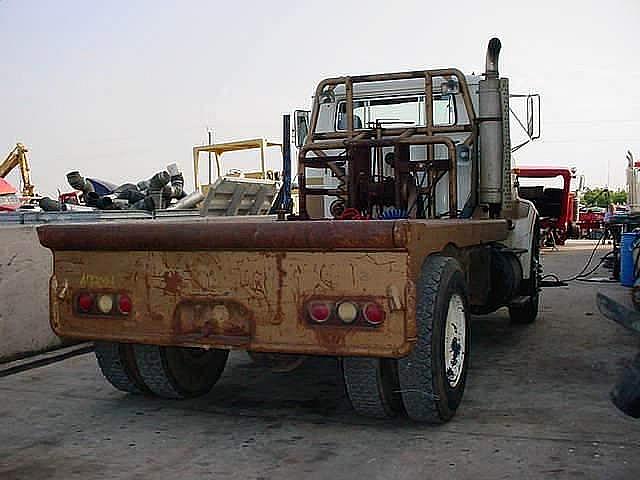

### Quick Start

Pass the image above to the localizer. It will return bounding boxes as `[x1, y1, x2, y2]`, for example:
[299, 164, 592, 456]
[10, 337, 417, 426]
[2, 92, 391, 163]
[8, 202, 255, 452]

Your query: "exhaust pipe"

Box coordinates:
[478, 37, 504, 212]
[485, 37, 501, 80]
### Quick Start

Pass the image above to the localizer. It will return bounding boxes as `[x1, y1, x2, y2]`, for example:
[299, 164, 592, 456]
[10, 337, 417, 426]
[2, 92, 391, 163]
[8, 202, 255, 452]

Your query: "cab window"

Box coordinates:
[336, 95, 456, 130]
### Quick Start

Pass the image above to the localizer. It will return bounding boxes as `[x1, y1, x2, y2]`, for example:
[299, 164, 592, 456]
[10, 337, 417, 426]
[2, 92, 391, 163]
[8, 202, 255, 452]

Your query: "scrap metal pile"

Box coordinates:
[1, 137, 284, 216]
[38, 163, 198, 212]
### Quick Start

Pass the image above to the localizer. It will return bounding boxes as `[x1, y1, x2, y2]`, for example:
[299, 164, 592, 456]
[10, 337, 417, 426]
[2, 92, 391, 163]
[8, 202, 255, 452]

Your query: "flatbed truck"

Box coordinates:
[38, 38, 541, 423]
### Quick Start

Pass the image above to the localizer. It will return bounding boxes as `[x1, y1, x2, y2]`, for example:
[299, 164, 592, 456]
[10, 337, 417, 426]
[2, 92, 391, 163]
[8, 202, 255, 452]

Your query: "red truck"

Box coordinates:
[514, 167, 577, 245]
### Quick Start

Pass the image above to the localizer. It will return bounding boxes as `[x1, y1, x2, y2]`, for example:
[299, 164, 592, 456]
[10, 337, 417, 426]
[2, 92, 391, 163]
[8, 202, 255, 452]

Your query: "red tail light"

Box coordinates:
[118, 294, 132, 315]
[77, 293, 94, 313]
[308, 301, 331, 323]
[362, 302, 385, 325]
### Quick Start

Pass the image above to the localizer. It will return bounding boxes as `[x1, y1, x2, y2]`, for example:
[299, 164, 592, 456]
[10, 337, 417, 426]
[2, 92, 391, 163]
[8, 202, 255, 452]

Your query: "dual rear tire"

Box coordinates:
[343, 255, 471, 423]
[95, 342, 228, 399]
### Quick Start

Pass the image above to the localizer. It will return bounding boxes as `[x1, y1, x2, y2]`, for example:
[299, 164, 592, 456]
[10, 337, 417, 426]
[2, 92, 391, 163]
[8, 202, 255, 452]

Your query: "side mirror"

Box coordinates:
[526, 94, 541, 140]
[293, 110, 310, 148]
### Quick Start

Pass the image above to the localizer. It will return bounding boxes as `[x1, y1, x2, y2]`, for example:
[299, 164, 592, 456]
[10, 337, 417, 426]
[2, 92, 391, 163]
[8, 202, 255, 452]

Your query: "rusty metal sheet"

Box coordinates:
[38, 219, 404, 252]
[50, 250, 412, 358]
[38, 218, 509, 254]
[402, 219, 510, 277]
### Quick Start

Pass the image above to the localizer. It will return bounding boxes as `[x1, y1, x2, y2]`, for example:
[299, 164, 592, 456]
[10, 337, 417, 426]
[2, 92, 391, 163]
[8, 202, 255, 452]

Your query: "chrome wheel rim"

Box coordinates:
[444, 293, 466, 388]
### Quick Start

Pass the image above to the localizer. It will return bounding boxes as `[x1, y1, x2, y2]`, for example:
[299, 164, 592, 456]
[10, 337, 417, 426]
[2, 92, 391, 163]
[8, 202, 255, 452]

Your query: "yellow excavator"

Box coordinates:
[0, 143, 35, 196]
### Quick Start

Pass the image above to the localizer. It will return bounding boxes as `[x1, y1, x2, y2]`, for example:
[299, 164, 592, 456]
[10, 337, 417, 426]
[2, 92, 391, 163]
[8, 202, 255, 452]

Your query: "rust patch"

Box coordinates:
[312, 327, 350, 350]
[37, 219, 403, 251]
[272, 253, 286, 325]
[162, 271, 183, 294]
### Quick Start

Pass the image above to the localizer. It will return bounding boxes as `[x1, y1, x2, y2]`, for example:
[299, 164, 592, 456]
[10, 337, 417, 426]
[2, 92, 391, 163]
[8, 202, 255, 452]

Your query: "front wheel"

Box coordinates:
[510, 219, 541, 324]
[398, 255, 471, 423]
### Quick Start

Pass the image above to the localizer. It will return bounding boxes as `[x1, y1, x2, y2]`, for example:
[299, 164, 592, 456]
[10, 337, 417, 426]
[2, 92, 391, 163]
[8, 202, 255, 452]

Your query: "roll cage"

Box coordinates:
[297, 69, 478, 220]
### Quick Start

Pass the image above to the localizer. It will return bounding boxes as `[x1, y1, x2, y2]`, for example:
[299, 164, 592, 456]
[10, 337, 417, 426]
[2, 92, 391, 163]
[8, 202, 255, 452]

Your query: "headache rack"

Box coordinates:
[297, 69, 478, 220]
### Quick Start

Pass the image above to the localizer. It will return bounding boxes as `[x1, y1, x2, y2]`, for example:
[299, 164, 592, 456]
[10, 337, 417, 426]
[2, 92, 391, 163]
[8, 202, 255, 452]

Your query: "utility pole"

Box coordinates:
[207, 128, 214, 185]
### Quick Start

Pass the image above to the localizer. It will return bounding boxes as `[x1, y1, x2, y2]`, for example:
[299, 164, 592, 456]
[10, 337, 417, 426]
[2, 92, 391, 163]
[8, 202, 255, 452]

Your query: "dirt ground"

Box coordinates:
[1, 240, 639, 479]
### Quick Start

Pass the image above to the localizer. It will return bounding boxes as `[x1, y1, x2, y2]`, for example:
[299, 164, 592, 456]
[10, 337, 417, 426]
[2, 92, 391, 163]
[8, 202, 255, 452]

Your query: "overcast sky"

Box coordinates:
[1, 0, 638, 195]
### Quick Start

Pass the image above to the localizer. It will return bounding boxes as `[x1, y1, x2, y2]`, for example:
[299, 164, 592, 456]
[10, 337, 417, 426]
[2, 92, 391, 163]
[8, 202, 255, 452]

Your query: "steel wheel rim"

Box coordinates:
[444, 293, 466, 388]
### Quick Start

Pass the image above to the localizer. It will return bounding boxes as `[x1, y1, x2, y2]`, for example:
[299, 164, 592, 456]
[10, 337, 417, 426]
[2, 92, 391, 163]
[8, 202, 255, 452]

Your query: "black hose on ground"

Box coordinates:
[541, 234, 613, 286]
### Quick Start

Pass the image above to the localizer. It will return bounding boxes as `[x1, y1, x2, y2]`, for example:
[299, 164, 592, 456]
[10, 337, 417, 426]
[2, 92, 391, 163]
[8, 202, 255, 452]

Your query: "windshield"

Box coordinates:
[336, 95, 455, 130]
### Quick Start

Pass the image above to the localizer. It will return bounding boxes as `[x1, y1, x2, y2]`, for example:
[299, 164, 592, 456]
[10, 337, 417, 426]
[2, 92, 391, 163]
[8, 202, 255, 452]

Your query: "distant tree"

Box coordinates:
[582, 188, 627, 207]
[611, 190, 628, 205]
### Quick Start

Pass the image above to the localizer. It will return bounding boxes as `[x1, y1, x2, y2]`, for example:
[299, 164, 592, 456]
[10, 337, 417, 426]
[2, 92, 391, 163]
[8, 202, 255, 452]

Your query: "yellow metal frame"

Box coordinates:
[192, 138, 281, 191]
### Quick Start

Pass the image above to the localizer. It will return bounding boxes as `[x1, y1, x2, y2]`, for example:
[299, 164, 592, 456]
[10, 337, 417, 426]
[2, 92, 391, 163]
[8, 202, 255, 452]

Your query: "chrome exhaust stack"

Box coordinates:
[479, 37, 504, 212]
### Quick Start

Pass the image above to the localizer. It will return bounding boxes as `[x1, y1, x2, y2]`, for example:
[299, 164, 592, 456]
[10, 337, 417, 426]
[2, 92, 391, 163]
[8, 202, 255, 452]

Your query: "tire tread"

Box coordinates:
[132, 344, 183, 399]
[399, 255, 468, 423]
[343, 357, 397, 418]
[94, 342, 140, 394]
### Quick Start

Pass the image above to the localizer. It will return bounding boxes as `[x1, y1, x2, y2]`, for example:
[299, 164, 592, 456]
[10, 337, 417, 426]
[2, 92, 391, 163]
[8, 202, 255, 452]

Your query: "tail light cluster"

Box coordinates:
[75, 292, 132, 316]
[306, 299, 385, 327]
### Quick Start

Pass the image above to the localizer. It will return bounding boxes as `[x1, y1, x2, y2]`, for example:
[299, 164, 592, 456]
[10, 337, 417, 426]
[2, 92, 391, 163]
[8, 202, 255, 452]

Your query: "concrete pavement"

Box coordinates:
[1, 241, 639, 479]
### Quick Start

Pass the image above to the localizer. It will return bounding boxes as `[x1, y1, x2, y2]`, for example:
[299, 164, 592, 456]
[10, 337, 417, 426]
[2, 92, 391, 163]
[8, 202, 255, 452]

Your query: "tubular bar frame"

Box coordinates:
[297, 68, 477, 219]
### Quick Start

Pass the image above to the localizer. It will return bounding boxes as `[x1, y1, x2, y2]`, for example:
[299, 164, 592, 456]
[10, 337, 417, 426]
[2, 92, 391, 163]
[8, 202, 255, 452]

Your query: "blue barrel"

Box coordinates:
[620, 232, 640, 287]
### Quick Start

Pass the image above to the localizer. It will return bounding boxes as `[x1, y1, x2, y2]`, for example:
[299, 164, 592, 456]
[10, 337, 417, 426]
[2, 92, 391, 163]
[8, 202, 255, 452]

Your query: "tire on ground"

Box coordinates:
[510, 218, 541, 324]
[94, 342, 143, 394]
[132, 344, 228, 399]
[342, 356, 402, 418]
[398, 255, 471, 423]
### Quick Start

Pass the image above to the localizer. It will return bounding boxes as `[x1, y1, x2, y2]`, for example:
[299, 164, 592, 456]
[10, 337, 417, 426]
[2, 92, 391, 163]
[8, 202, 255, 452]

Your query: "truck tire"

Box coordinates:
[342, 357, 402, 418]
[611, 353, 640, 418]
[509, 219, 541, 324]
[132, 345, 228, 399]
[94, 342, 144, 394]
[398, 255, 470, 423]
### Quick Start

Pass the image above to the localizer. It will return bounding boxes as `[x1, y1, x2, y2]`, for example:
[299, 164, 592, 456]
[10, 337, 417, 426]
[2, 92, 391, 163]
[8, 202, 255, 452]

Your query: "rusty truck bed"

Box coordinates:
[38, 217, 509, 357]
